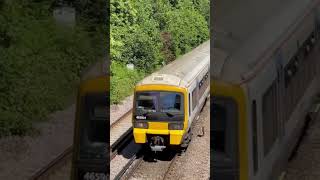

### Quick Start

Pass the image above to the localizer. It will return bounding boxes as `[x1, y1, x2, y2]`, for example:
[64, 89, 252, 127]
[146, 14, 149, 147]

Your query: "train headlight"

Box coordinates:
[169, 123, 184, 130]
[134, 122, 148, 129]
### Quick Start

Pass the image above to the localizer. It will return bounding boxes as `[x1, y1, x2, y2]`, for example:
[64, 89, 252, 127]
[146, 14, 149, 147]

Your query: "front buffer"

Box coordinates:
[133, 128, 185, 152]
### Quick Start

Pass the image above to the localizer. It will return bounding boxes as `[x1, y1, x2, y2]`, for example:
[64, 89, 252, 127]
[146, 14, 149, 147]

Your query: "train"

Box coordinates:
[132, 41, 210, 152]
[71, 62, 108, 180]
[212, 0, 320, 179]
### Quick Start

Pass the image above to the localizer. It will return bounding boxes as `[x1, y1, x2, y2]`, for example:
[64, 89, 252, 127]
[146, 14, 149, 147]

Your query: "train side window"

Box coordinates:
[192, 88, 197, 110]
[198, 71, 209, 98]
[262, 81, 278, 156]
[189, 93, 191, 116]
[252, 100, 258, 174]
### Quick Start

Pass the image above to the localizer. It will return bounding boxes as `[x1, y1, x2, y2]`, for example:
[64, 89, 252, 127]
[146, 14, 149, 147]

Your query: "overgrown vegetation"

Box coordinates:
[0, 0, 105, 136]
[110, 0, 209, 104]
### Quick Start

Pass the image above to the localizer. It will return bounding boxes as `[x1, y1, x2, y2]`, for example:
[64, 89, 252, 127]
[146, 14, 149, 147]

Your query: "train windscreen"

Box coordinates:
[79, 92, 108, 160]
[134, 91, 184, 121]
[211, 96, 239, 179]
[212, 101, 227, 153]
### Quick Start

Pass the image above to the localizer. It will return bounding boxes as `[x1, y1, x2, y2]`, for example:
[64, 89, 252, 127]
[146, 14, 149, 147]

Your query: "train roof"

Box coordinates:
[137, 40, 210, 88]
[213, 0, 314, 84]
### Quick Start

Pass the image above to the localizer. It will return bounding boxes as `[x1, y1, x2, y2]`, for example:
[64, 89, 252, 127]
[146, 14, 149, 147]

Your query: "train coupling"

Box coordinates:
[150, 136, 166, 152]
[150, 145, 166, 152]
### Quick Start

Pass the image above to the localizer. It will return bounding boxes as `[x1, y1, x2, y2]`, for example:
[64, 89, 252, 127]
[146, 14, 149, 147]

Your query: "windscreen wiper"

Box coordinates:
[143, 112, 151, 116]
[165, 112, 174, 117]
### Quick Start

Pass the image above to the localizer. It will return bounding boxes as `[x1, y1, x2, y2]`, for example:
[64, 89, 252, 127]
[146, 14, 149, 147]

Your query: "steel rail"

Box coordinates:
[29, 146, 73, 180]
[30, 107, 134, 179]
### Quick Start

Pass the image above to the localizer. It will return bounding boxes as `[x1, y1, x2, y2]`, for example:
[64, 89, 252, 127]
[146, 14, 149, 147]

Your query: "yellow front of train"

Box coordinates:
[132, 84, 189, 151]
[71, 76, 108, 180]
[212, 80, 248, 180]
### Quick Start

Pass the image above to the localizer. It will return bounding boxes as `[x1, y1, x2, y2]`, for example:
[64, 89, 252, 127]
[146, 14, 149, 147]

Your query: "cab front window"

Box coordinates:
[212, 101, 227, 153]
[135, 91, 184, 121]
[79, 92, 108, 160]
[211, 96, 239, 179]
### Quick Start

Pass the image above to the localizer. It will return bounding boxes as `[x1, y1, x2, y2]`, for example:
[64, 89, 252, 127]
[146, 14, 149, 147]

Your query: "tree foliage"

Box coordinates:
[0, 0, 105, 136]
[110, 0, 209, 103]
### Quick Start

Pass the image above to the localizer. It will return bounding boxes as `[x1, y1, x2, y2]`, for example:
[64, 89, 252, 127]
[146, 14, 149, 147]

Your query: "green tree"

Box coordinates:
[165, 6, 209, 56]
[0, 0, 103, 136]
[110, 0, 209, 104]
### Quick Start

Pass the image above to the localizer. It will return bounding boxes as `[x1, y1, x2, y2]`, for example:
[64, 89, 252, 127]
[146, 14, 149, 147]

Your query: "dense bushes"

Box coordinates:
[0, 0, 210, 135]
[0, 0, 104, 136]
[110, 62, 144, 104]
[110, 0, 209, 104]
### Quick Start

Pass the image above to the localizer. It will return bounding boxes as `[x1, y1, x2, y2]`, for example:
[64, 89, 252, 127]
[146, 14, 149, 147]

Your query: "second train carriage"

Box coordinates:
[133, 41, 210, 152]
[213, 0, 320, 179]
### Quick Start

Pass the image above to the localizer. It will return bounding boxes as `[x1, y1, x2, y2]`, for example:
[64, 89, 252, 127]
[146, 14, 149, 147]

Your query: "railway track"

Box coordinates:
[29, 107, 134, 180]
[29, 146, 73, 180]
[25, 60, 107, 180]
[111, 109, 132, 128]
[162, 154, 178, 180]
[113, 149, 144, 180]
[31, 97, 208, 180]
[119, 149, 179, 180]
[115, 97, 210, 180]
[110, 109, 143, 180]
[110, 109, 134, 160]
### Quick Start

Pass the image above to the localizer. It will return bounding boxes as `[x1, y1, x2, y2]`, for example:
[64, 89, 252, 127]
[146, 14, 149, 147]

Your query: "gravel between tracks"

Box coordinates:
[46, 158, 72, 180]
[0, 105, 75, 180]
[0, 95, 132, 180]
[285, 113, 320, 180]
[110, 140, 141, 179]
[129, 155, 176, 180]
[165, 100, 210, 180]
[129, 99, 210, 180]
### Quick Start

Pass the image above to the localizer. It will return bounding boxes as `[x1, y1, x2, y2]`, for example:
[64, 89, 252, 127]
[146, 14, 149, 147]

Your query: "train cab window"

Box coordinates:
[79, 92, 108, 160]
[136, 93, 157, 112]
[192, 89, 197, 110]
[263, 82, 278, 156]
[212, 101, 226, 152]
[88, 105, 107, 142]
[211, 96, 239, 179]
[252, 100, 259, 174]
[135, 91, 184, 121]
[160, 92, 182, 112]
